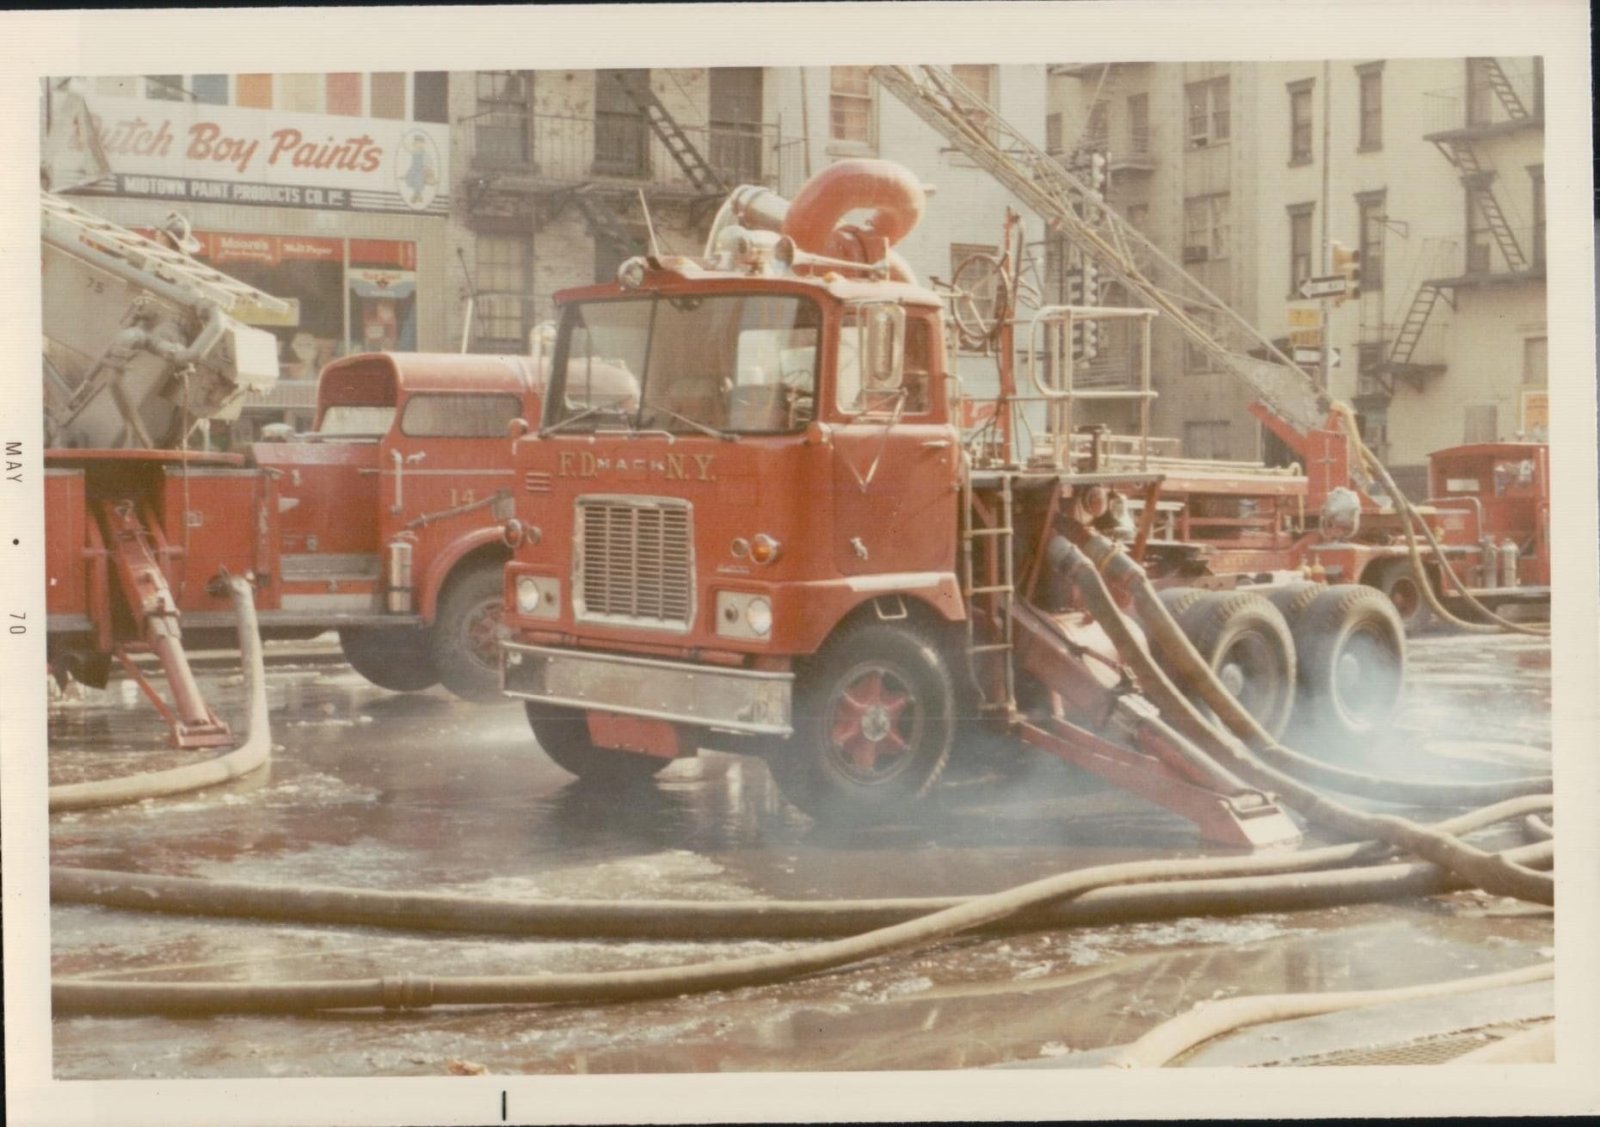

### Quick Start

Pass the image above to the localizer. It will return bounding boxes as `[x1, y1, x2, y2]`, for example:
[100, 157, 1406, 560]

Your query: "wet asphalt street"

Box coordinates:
[46, 630, 1554, 1078]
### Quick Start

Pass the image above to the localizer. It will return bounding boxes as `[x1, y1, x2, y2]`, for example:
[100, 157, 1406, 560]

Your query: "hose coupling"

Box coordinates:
[380, 974, 436, 1010]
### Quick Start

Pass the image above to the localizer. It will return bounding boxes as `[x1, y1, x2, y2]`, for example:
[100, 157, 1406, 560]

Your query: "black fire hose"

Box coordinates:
[52, 824, 1555, 1017]
[49, 795, 1551, 942]
[1082, 533, 1552, 807]
[1052, 538, 1553, 906]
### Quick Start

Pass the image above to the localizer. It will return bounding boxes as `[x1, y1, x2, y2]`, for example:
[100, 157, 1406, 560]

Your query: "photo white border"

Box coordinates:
[3, 3, 1595, 1123]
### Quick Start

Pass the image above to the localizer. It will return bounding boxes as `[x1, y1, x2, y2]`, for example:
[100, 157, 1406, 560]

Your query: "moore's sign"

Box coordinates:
[63, 96, 450, 216]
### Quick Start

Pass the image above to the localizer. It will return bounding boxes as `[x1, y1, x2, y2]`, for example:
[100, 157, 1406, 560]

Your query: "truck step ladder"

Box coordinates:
[960, 472, 1017, 713]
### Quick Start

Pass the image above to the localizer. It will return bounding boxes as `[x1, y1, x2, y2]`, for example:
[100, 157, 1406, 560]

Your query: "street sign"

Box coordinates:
[1288, 306, 1323, 328]
[1294, 347, 1342, 368]
[1298, 275, 1351, 299]
[1289, 328, 1324, 348]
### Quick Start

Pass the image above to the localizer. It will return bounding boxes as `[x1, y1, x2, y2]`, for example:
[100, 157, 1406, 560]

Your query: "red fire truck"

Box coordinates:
[493, 161, 1404, 838]
[41, 196, 599, 747]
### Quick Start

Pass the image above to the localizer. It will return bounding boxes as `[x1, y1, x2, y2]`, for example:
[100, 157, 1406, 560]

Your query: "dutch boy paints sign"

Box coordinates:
[64, 95, 450, 215]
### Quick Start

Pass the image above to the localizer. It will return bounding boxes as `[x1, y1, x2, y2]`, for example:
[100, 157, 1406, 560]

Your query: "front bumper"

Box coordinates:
[501, 642, 794, 735]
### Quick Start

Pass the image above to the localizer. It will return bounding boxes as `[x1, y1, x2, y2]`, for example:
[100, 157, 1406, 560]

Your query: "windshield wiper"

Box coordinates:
[539, 397, 634, 437]
[646, 405, 738, 442]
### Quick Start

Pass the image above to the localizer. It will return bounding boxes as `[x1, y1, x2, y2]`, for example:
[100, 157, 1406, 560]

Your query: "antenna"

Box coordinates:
[637, 189, 663, 259]
[456, 246, 478, 354]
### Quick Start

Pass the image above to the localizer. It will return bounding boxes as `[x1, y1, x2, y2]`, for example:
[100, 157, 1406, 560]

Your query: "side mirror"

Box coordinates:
[862, 304, 905, 392]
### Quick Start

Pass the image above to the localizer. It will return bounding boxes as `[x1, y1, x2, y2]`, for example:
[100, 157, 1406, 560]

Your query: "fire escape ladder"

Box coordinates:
[610, 74, 726, 196]
[1482, 58, 1530, 120]
[572, 192, 644, 257]
[1067, 63, 1120, 162]
[1387, 283, 1443, 368]
[869, 64, 1328, 437]
[1438, 139, 1528, 273]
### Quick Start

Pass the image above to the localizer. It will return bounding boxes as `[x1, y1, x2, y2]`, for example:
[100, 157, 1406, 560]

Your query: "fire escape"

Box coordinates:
[1361, 58, 1541, 405]
[464, 71, 735, 266]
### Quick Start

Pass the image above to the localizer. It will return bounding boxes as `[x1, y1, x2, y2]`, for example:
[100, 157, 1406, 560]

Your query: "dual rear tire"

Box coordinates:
[1156, 582, 1406, 746]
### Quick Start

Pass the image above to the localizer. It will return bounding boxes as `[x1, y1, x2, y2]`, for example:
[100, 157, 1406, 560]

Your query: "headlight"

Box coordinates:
[745, 596, 772, 637]
[515, 575, 560, 619]
[715, 591, 773, 641]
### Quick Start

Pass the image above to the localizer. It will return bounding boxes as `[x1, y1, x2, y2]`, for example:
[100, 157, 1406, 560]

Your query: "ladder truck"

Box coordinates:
[42, 196, 577, 749]
[868, 66, 1548, 634]
[495, 153, 1409, 841]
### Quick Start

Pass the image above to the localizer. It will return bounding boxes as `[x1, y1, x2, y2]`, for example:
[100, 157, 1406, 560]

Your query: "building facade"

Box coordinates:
[47, 72, 458, 434]
[1050, 57, 1546, 486]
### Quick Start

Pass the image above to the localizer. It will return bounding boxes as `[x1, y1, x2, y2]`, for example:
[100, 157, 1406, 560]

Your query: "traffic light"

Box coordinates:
[1332, 240, 1363, 300]
[1087, 151, 1108, 197]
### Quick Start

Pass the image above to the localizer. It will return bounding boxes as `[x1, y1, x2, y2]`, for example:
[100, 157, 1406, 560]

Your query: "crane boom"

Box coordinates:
[870, 64, 1330, 436]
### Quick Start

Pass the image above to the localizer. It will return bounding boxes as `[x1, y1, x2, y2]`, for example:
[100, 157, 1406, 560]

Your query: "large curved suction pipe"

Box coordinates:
[783, 158, 926, 269]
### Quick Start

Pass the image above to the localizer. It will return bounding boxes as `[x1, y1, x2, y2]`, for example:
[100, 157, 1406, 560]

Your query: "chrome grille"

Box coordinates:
[575, 496, 694, 630]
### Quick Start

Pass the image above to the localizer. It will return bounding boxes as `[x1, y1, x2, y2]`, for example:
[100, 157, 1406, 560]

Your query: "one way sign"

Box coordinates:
[1298, 275, 1351, 299]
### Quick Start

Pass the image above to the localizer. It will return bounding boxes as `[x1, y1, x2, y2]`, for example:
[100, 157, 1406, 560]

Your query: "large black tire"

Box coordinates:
[1367, 557, 1434, 634]
[524, 701, 672, 783]
[1155, 585, 1209, 621]
[339, 625, 439, 692]
[1284, 584, 1406, 743]
[768, 622, 955, 823]
[430, 562, 509, 702]
[1172, 590, 1298, 739]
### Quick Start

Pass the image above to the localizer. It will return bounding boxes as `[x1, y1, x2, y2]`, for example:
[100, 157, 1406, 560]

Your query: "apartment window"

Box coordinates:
[1126, 203, 1149, 231]
[1288, 80, 1314, 165]
[476, 71, 530, 167]
[1466, 185, 1495, 274]
[1085, 100, 1108, 147]
[1288, 203, 1314, 295]
[1183, 194, 1230, 261]
[370, 72, 406, 120]
[595, 69, 651, 176]
[1357, 191, 1385, 291]
[952, 64, 998, 139]
[951, 243, 998, 341]
[830, 66, 875, 148]
[1045, 112, 1064, 155]
[1357, 63, 1383, 150]
[1530, 165, 1545, 269]
[145, 75, 186, 102]
[1523, 336, 1547, 387]
[709, 68, 764, 184]
[1184, 308, 1222, 373]
[191, 75, 228, 105]
[1533, 57, 1544, 118]
[1127, 92, 1150, 153]
[1185, 77, 1229, 148]
[1463, 404, 1498, 443]
[413, 72, 449, 124]
[475, 233, 531, 352]
[1184, 420, 1231, 460]
[1466, 58, 1495, 126]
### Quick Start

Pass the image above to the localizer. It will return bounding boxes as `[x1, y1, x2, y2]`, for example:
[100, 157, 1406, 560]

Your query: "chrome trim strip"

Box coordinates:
[502, 642, 792, 735]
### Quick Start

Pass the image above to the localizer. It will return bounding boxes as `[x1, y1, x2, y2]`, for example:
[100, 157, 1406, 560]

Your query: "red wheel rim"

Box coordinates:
[824, 664, 922, 784]
[464, 600, 504, 670]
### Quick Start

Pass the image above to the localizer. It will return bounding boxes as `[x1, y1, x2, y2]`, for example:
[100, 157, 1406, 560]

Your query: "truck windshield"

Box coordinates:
[550, 294, 820, 434]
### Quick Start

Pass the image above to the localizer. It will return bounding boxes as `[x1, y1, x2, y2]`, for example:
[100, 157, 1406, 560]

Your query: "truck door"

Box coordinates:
[829, 305, 958, 576]
[378, 390, 525, 550]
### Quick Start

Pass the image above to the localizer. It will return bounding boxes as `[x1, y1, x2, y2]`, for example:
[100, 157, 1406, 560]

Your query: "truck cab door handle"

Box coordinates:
[921, 439, 951, 449]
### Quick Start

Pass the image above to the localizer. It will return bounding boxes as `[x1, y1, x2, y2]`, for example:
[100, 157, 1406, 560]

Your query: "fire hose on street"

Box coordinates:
[49, 547, 1554, 1016]
[48, 575, 271, 813]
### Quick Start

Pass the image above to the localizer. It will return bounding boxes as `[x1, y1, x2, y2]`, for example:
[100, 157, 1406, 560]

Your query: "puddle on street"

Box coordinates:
[43, 632, 1555, 1078]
